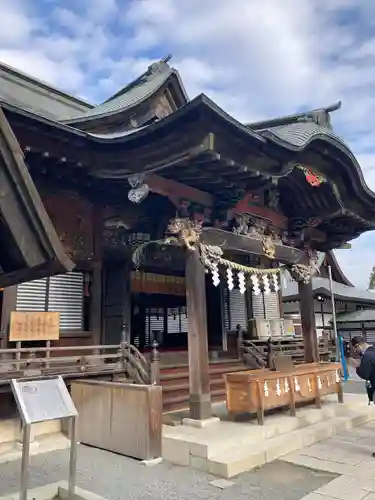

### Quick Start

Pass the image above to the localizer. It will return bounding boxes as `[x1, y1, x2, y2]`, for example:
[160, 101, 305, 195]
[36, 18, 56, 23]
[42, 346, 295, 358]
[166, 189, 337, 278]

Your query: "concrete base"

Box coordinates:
[162, 394, 375, 478]
[0, 481, 104, 500]
[0, 417, 69, 463]
[140, 457, 163, 466]
[182, 417, 220, 428]
[0, 433, 70, 465]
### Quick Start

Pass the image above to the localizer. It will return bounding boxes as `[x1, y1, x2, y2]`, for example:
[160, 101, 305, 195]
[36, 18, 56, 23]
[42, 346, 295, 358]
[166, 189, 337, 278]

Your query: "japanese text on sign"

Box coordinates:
[9, 312, 60, 342]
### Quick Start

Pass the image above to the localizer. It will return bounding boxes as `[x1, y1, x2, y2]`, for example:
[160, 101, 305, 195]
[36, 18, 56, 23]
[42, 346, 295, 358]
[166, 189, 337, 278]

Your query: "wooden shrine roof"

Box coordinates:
[0, 109, 74, 287]
[1, 90, 375, 250]
[322, 251, 353, 287]
[63, 56, 188, 127]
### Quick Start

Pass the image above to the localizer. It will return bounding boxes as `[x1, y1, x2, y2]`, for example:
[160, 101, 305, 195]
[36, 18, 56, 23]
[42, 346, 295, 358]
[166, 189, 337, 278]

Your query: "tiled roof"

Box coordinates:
[282, 276, 375, 304]
[63, 58, 177, 124]
[260, 121, 347, 149]
[247, 101, 351, 151]
[335, 309, 375, 323]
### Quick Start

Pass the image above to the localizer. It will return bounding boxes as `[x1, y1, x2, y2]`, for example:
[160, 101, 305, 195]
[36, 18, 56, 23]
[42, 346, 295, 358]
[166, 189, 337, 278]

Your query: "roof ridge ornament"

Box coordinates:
[148, 55, 173, 75]
[247, 101, 342, 130]
[308, 101, 341, 129]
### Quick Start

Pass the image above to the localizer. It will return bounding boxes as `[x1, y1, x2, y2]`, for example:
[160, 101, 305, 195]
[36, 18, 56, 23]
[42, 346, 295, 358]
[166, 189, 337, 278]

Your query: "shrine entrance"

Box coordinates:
[130, 269, 223, 353]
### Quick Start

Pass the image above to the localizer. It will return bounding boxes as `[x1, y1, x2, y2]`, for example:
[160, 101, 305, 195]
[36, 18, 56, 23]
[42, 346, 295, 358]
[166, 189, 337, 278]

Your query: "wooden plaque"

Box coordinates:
[9, 311, 60, 342]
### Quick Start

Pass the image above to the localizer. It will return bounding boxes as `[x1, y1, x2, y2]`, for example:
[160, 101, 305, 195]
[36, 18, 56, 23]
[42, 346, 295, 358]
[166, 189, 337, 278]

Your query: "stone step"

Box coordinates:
[162, 394, 375, 478]
[206, 409, 373, 478]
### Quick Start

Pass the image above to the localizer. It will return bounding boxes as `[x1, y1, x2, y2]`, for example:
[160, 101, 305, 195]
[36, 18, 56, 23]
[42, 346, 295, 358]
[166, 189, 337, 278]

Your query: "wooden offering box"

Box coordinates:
[224, 363, 343, 425]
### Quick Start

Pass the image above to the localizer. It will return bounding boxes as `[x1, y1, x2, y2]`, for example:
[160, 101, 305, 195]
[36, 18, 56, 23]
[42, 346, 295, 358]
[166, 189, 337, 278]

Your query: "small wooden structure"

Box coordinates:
[71, 380, 162, 461]
[225, 362, 343, 424]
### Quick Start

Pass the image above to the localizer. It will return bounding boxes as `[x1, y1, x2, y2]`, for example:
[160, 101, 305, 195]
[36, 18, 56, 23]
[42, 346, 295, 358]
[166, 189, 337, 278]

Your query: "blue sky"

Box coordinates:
[1, 0, 375, 288]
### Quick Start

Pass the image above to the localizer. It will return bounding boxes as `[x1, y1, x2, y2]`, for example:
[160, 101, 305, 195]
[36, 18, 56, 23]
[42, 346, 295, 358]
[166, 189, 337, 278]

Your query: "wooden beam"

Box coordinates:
[146, 173, 213, 208]
[298, 281, 319, 362]
[0, 260, 74, 289]
[234, 193, 287, 229]
[201, 227, 308, 265]
[0, 109, 74, 286]
[185, 249, 212, 420]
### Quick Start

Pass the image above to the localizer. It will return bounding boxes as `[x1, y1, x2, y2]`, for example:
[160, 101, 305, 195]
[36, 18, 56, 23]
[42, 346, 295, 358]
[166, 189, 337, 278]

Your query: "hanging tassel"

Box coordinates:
[272, 274, 279, 292]
[251, 274, 261, 295]
[294, 377, 301, 392]
[211, 263, 220, 287]
[276, 378, 281, 396]
[264, 381, 269, 397]
[226, 268, 234, 291]
[238, 271, 246, 294]
[263, 274, 270, 294]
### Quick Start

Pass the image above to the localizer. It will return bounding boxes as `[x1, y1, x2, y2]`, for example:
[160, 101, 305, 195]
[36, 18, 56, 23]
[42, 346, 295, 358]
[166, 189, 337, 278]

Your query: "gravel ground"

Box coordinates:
[0, 445, 336, 500]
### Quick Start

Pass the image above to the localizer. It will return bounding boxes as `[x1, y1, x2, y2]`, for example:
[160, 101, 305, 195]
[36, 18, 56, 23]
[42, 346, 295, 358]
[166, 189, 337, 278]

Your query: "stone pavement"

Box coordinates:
[0, 382, 372, 499]
[282, 420, 375, 499]
[0, 444, 335, 500]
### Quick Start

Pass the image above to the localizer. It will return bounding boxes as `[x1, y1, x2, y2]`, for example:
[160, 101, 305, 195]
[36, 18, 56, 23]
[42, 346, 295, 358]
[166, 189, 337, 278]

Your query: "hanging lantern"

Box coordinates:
[226, 268, 234, 291]
[238, 271, 246, 294]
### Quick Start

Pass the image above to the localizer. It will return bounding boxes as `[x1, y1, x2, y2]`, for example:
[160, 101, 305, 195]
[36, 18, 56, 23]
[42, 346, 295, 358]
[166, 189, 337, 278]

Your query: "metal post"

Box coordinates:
[68, 416, 78, 497]
[20, 424, 31, 500]
[328, 265, 340, 362]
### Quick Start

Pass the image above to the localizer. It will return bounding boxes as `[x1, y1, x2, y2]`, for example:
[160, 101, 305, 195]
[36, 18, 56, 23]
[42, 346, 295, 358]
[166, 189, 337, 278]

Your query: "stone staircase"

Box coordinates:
[161, 359, 246, 413]
[162, 393, 375, 477]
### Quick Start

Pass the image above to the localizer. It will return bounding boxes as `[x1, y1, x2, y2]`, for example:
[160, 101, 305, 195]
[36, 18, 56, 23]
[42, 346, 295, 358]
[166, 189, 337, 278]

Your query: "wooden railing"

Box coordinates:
[241, 335, 333, 367]
[0, 341, 161, 386]
[241, 340, 268, 369]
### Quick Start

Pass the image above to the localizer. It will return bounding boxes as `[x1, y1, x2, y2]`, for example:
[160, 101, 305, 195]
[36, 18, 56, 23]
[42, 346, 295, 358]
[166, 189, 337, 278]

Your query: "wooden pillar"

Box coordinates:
[185, 249, 212, 420]
[91, 205, 103, 345]
[122, 262, 132, 343]
[1, 285, 17, 348]
[298, 280, 319, 362]
[91, 262, 102, 345]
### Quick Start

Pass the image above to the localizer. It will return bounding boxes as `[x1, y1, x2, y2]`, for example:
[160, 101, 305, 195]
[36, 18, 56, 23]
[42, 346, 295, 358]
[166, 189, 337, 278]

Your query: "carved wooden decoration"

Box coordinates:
[43, 192, 94, 260]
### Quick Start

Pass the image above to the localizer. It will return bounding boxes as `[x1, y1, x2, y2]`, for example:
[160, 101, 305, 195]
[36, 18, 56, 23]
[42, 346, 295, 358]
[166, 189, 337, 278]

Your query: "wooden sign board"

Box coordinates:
[131, 272, 185, 296]
[9, 311, 60, 342]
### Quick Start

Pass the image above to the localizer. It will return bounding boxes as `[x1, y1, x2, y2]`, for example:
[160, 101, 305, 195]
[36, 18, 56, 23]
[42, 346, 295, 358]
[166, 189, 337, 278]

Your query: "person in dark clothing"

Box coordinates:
[351, 336, 375, 457]
[351, 336, 375, 387]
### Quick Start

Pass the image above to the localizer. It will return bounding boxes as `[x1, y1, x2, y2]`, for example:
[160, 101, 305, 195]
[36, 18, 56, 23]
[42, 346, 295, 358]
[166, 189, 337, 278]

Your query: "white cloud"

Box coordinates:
[1, 0, 375, 285]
